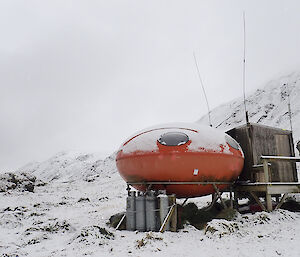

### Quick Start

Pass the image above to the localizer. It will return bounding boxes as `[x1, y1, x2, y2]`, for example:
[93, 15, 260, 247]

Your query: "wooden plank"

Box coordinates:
[116, 214, 126, 230]
[226, 125, 254, 181]
[253, 164, 271, 168]
[235, 183, 300, 194]
[275, 135, 293, 181]
[267, 185, 300, 194]
[261, 156, 300, 162]
[235, 184, 267, 192]
[229, 124, 297, 183]
[263, 159, 269, 183]
[274, 193, 288, 210]
[252, 163, 272, 182]
[249, 192, 266, 211]
[159, 204, 176, 233]
[266, 193, 272, 212]
[169, 195, 177, 232]
[289, 133, 299, 181]
[252, 125, 276, 167]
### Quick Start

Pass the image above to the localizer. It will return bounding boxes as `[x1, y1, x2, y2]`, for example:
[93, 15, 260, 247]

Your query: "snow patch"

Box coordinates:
[121, 123, 236, 155]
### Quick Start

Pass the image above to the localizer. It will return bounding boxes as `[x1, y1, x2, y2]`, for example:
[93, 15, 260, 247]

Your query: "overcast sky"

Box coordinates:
[1, 0, 300, 171]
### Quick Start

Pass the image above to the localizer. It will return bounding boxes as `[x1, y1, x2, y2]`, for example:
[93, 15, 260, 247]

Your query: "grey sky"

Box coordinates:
[1, 0, 300, 171]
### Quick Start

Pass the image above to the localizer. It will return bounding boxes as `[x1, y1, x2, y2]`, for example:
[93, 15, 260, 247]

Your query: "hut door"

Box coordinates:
[274, 134, 293, 182]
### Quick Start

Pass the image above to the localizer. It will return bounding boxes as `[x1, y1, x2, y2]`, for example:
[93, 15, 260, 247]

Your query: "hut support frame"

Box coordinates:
[235, 155, 300, 212]
[212, 184, 228, 209]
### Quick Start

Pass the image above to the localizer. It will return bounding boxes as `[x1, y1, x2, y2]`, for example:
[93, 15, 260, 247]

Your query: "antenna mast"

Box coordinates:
[243, 12, 249, 124]
[193, 52, 212, 127]
[287, 83, 293, 132]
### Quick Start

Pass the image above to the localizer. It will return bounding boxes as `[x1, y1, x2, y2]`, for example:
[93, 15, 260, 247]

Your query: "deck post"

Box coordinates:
[263, 159, 273, 211]
[263, 159, 269, 182]
[266, 193, 272, 212]
[169, 195, 177, 232]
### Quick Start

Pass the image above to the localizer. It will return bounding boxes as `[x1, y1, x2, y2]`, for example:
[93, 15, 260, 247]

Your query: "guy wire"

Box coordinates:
[193, 52, 212, 127]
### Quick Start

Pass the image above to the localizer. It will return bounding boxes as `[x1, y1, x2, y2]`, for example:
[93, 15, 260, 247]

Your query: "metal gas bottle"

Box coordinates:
[126, 191, 136, 231]
[135, 192, 146, 231]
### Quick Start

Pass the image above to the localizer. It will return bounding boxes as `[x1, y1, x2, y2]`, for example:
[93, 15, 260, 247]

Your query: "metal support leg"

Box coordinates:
[204, 193, 218, 211]
[126, 184, 131, 195]
[182, 198, 189, 206]
[213, 184, 227, 209]
[229, 186, 233, 209]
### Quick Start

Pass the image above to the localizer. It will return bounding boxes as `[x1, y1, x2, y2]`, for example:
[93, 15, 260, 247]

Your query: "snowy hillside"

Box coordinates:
[1, 151, 300, 256]
[1, 72, 300, 256]
[17, 151, 118, 183]
[199, 71, 300, 146]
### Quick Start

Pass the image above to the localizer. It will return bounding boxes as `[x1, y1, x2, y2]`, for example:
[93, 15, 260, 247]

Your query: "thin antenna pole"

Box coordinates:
[287, 84, 293, 132]
[193, 52, 212, 127]
[243, 11, 249, 124]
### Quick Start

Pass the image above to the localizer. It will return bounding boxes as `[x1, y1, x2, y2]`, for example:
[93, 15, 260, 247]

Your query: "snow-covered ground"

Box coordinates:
[1, 151, 300, 256]
[1, 72, 300, 256]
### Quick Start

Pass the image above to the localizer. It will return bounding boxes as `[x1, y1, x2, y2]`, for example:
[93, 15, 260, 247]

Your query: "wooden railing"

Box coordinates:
[261, 155, 300, 183]
[260, 155, 300, 211]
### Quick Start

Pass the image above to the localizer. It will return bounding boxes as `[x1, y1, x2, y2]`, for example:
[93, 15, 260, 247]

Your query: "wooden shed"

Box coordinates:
[226, 123, 298, 183]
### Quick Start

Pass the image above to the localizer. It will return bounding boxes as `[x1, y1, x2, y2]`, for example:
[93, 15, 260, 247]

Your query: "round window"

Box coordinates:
[158, 132, 189, 146]
[225, 135, 240, 150]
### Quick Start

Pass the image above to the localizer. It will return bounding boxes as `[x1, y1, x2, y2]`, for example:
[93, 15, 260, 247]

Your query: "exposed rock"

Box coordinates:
[281, 199, 300, 212]
[0, 172, 43, 193]
[72, 226, 114, 246]
[178, 202, 224, 230]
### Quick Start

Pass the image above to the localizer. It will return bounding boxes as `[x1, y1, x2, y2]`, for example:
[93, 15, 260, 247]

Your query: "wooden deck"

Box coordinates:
[234, 155, 300, 211]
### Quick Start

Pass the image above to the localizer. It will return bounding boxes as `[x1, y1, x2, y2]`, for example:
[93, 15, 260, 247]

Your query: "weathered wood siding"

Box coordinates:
[226, 123, 298, 183]
[227, 126, 253, 181]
